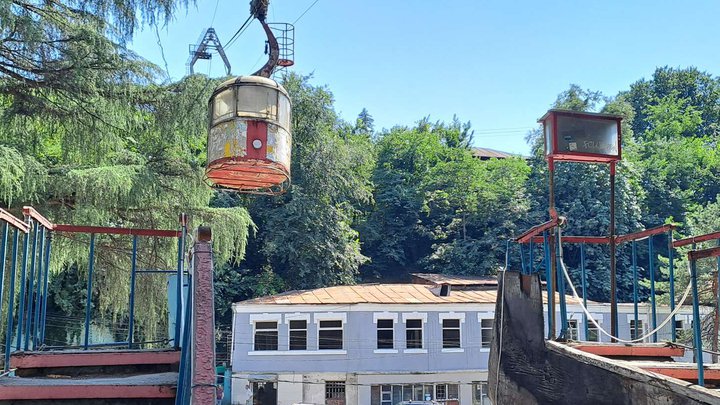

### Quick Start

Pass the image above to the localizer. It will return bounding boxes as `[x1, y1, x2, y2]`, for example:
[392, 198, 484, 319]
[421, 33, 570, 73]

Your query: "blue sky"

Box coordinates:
[130, 0, 720, 154]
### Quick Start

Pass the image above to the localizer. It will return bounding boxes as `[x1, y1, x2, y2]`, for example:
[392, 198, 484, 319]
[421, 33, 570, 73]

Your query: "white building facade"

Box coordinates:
[231, 279, 701, 405]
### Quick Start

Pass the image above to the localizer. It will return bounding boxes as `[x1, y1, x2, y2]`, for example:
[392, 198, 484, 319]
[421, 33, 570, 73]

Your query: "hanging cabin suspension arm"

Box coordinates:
[250, 0, 279, 78]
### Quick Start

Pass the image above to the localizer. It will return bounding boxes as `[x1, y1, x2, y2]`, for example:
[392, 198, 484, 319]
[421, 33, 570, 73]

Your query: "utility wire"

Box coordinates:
[224, 15, 254, 50]
[293, 0, 320, 24]
[210, 0, 221, 27]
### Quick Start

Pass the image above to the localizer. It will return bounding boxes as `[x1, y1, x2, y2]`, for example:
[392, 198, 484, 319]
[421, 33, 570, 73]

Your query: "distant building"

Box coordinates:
[470, 147, 516, 160]
[230, 274, 702, 405]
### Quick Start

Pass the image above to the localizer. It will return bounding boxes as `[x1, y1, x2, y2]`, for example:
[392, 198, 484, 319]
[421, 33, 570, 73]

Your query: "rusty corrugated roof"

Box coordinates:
[411, 273, 497, 286]
[471, 147, 515, 159]
[238, 283, 582, 306]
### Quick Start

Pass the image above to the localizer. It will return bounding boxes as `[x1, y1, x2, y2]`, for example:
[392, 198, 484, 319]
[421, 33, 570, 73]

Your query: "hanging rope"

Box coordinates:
[557, 227, 693, 344]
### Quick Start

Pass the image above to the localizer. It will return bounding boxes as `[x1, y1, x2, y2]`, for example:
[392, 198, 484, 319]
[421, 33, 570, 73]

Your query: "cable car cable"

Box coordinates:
[224, 15, 253, 49]
[293, 0, 319, 24]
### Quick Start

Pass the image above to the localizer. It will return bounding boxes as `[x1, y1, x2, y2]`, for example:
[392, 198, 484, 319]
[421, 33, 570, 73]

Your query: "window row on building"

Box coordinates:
[368, 382, 491, 405]
[250, 312, 494, 352]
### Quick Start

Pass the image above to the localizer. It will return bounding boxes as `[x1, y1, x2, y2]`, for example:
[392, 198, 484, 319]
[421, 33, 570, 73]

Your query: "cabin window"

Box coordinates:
[319, 320, 343, 350]
[442, 319, 461, 348]
[376, 319, 394, 349]
[480, 318, 493, 348]
[406, 319, 423, 349]
[289, 320, 307, 350]
[253, 321, 278, 351]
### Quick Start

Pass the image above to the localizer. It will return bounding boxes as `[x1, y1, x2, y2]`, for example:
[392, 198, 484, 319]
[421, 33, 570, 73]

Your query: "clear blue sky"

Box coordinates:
[130, 0, 720, 154]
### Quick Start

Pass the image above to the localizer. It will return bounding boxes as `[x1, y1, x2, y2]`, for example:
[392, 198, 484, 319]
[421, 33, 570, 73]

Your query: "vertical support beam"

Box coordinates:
[31, 227, 45, 350]
[543, 232, 553, 339]
[23, 221, 38, 350]
[15, 229, 30, 351]
[716, 239, 720, 361]
[548, 158, 557, 339]
[0, 223, 9, 334]
[83, 234, 96, 350]
[191, 227, 216, 405]
[39, 234, 52, 345]
[529, 240, 534, 275]
[175, 213, 188, 349]
[557, 230, 568, 339]
[127, 235, 138, 349]
[5, 229, 20, 371]
[669, 232, 676, 342]
[519, 243, 527, 275]
[609, 161, 618, 342]
[580, 243, 588, 340]
[690, 258, 705, 387]
[649, 235, 657, 343]
[632, 240, 640, 341]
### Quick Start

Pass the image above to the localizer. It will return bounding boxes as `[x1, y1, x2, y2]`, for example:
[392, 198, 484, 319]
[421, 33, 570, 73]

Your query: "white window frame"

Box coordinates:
[249, 313, 282, 353]
[373, 312, 398, 353]
[586, 313, 603, 342]
[285, 313, 310, 351]
[478, 312, 493, 351]
[315, 313, 347, 352]
[439, 312, 465, 352]
[627, 314, 648, 341]
[402, 312, 428, 353]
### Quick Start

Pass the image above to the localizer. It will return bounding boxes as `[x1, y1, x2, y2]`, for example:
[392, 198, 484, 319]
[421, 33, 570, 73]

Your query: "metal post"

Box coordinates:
[632, 240, 639, 340]
[190, 227, 216, 404]
[23, 221, 38, 350]
[580, 243, 588, 340]
[31, 227, 45, 350]
[557, 229, 568, 339]
[649, 235, 657, 343]
[543, 231, 553, 339]
[15, 229, 30, 351]
[609, 161, 618, 342]
[4, 229, 20, 370]
[83, 234, 96, 350]
[548, 158, 557, 339]
[39, 234, 52, 345]
[669, 232, 676, 342]
[529, 240, 534, 274]
[128, 235, 138, 349]
[0, 223, 9, 330]
[175, 214, 187, 349]
[690, 258, 705, 387]
[519, 243, 527, 274]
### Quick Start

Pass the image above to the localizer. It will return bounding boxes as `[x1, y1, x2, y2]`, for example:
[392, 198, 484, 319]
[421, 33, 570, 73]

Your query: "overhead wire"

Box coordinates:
[210, 0, 221, 27]
[293, 0, 320, 24]
[224, 15, 254, 50]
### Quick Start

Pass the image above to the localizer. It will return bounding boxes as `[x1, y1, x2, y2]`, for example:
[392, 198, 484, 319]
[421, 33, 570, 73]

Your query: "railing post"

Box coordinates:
[31, 227, 45, 350]
[39, 234, 52, 346]
[669, 232, 676, 342]
[0, 223, 8, 336]
[580, 243, 588, 341]
[190, 227, 216, 404]
[128, 235, 138, 349]
[690, 257, 705, 386]
[83, 234, 96, 350]
[632, 240, 639, 340]
[15, 228, 30, 351]
[5, 229, 20, 370]
[175, 214, 187, 349]
[529, 240, 534, 275]
[24, 221, 39, 350]
[649, 236, 657, 343]
[557, 229, 568, 339]
[543, 231, 553, 339]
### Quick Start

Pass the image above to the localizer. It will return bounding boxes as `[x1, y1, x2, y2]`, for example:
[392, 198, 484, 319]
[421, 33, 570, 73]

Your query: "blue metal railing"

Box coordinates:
[514, 219, 720, 387]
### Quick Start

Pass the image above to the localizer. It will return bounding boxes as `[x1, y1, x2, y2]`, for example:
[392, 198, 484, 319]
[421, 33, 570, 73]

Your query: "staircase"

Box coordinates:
[0, 349, 180, 404]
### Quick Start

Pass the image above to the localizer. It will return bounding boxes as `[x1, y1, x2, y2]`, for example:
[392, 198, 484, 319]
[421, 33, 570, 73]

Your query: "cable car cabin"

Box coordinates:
[206, 76, 292, 194]
[540, 109, 622, 163]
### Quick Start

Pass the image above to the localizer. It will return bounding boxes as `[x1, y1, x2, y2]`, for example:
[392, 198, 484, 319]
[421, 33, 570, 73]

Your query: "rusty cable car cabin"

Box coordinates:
[206, 76, 292, 194]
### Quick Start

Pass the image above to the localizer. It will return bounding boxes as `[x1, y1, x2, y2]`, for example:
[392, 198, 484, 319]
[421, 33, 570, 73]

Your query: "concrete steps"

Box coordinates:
[0, 349, 180, 404]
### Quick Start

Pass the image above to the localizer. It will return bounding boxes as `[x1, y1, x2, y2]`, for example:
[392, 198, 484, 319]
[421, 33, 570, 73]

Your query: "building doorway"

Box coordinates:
[252, 381, 277, 405]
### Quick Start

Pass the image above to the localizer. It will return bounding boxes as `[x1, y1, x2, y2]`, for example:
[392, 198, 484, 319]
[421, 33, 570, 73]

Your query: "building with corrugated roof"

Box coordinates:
[229, 275, 699, 405]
